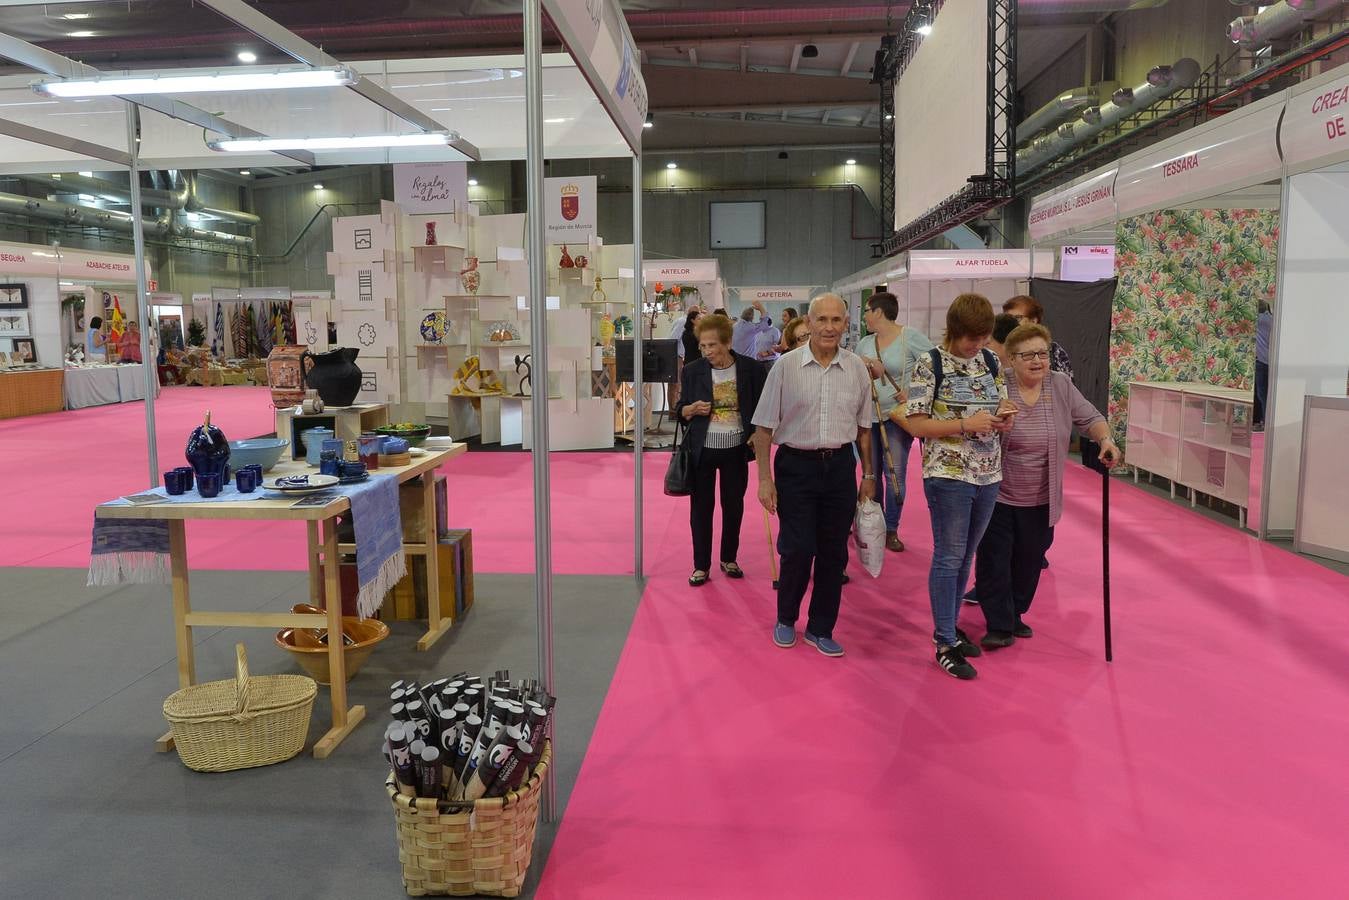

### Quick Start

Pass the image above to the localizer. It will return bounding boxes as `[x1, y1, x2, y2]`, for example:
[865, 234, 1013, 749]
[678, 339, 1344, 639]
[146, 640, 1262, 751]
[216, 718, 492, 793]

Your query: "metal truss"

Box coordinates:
[881, 0, 1016, 257]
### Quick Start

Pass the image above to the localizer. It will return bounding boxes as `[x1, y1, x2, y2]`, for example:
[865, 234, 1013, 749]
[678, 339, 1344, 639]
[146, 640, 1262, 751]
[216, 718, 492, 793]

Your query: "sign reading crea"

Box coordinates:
[1282, 72, 1349, 171]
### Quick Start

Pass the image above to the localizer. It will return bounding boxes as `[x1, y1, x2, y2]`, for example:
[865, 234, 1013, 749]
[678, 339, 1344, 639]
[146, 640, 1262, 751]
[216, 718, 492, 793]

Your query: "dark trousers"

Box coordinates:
[1254, 360, 1269, 425]
[689, 445, 748, 571]
[974, 502, 1053, 633]
[775, 448, 855, 639]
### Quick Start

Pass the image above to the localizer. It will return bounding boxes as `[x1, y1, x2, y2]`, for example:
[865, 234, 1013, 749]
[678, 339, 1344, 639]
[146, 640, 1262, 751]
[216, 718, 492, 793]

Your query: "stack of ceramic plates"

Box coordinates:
[269, 474, 339, 494]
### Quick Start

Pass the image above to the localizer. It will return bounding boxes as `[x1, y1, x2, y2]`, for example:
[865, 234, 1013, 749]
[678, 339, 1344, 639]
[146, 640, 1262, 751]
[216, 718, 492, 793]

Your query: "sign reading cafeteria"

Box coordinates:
[545, 175, 597, 244]
[735, 286, 813, 305]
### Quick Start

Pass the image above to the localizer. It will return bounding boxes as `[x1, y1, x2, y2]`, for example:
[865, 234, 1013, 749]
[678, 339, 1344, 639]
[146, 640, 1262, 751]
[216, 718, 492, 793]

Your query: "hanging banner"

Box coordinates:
[542, 0, 648, 153]
[734, 286, 815, 305]
[907, 250, 1054, 280]
[1027, 168, 1118, 243]
[642, 259, 719, 283]
[0, 243, 61, 278]
[1281, 70, 1349, 172]
[1059, 246, 1116, 282]
[545, 175, 598, 244]
[392, 162, 468, 215]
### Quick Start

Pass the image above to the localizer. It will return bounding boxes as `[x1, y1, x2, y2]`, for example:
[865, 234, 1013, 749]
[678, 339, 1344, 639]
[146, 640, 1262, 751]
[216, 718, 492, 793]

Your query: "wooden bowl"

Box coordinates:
[275, 604, 390, 684]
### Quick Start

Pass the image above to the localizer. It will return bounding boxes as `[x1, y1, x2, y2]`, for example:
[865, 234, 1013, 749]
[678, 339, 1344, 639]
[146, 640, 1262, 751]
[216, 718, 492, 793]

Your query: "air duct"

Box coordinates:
[0, 191, 254, 249]
[1017, 57, 1202, 175]
[1229, 0, 1343, 48]
[15, 171, 260, 226]
[1016, 86, 1098, 145]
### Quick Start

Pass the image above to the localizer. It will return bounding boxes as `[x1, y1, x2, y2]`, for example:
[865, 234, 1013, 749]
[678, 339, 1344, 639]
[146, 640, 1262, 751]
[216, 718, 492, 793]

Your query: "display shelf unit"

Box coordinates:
[1127, 381, 1254, 527]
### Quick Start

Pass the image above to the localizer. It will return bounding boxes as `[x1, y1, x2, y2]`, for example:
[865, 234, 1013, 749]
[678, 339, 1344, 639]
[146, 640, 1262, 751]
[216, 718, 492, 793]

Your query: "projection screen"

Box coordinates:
[894, 0, 991, 229]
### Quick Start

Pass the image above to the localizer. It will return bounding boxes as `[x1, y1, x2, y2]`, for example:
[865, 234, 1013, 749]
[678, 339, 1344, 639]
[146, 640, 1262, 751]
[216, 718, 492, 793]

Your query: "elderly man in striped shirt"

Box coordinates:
[752, 293, 874, 658]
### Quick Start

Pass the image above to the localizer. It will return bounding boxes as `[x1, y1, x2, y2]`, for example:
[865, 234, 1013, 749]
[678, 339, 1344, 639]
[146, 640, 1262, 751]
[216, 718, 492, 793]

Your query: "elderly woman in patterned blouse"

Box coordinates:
[971, 323, 1120, 650]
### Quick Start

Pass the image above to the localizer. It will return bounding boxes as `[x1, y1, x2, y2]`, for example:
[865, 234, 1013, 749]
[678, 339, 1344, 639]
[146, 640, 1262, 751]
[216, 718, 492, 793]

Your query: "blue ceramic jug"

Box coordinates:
[185, 410, 231, 480]
[302, 427, 334, 466]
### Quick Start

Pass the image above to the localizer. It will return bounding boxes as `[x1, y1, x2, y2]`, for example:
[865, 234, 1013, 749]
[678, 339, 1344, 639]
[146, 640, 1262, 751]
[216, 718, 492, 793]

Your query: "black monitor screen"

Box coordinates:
[615, 339, 679, 384]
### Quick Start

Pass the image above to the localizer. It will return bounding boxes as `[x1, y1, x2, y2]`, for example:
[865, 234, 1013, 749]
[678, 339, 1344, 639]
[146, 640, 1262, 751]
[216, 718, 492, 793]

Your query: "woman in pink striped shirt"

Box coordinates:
[972, 323, 1120, 649]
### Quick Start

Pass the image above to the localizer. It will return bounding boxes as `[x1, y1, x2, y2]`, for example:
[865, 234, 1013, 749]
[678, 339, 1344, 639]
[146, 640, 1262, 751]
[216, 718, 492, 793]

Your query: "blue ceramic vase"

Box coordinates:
[185, 410, 231, 481]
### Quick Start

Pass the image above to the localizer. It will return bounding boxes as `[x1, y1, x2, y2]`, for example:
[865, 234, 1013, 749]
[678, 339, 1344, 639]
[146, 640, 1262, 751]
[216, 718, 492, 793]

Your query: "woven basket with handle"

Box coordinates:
[386, 741, 552, 897]
[162, 643, 316, 772]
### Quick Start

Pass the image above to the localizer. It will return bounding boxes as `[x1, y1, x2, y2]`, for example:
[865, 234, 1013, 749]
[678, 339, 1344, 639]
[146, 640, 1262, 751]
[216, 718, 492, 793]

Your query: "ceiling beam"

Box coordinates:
[840, 41, 861, 76]
[790, 44, 803, 73]
[0, 116, 131, 167]
[195, 0, 480, 160]
[0, 31, 315, 167]
[646, 67, 876, 112]
[639, 32, 882, 52]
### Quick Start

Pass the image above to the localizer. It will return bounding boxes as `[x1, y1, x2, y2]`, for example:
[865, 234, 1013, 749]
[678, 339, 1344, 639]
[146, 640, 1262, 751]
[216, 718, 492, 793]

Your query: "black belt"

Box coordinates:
[778, 444, 848, 459]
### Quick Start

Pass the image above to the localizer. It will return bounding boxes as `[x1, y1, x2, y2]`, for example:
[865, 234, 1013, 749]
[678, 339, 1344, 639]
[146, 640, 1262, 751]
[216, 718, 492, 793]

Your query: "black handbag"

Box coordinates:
[664, 421, 694, 497]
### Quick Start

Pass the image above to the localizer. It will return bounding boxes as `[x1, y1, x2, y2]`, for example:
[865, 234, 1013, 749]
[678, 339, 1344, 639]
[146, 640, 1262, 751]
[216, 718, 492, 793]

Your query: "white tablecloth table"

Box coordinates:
[64, 365, 160, 409]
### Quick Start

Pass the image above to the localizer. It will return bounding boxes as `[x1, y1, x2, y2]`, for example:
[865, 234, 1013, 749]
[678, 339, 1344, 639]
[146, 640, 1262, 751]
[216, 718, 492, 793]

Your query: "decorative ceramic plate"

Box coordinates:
[420, 310, 448, 344]
[271, 474, 340, 493]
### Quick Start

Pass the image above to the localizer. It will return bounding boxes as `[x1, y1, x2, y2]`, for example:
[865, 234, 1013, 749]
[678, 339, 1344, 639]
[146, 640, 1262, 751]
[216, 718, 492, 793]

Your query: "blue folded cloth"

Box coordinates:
[344, 473, 407, 618]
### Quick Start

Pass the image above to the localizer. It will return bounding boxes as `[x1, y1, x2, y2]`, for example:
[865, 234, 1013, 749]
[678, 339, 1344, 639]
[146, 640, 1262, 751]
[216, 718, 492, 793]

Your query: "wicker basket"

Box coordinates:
[162, 643, 317, 772]
[386, 741, 552, 897]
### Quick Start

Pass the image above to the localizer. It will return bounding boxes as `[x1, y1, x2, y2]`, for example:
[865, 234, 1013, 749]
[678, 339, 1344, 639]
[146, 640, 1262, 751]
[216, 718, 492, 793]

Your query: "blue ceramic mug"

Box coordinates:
[235, 469, 258, 493]
[174, 466, 195, 490]
[164, 470, 187, 495]
[197, 473, 222, 498]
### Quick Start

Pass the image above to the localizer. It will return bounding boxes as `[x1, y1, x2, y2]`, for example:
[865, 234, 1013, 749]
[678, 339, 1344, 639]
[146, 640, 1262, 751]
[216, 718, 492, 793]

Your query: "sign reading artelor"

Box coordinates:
[545, 175, 597, 244]
[393, 162, 468, 215]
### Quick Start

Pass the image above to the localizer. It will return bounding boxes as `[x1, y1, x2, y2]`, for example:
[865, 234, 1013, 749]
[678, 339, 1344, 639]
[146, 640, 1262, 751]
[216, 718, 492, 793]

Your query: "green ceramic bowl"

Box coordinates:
[374, 424, 433, 447]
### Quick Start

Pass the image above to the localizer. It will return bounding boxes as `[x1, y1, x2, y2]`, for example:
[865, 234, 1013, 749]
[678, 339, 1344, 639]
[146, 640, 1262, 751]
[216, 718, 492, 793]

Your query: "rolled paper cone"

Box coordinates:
[409, 738, 426, 759]
[390, 724, 417, 798]
[465, 735, 514, 802]
[451, 713, 482, 798]
[487, 740, 533, 797]
[436, 708, 457, 755]
[391, 702, 407, 721]
[417, 746, 442, 800]
[389, 680, 406, 694]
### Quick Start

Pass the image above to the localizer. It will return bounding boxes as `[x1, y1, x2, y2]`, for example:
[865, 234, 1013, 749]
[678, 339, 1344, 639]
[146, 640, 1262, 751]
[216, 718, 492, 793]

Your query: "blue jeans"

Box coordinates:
[924, 477, 1000, 647]
[870, 420, 913, 532]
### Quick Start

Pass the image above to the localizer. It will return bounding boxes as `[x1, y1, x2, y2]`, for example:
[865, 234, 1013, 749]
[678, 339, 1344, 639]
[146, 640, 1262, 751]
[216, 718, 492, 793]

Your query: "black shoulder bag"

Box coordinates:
[664, 420, 694, 496]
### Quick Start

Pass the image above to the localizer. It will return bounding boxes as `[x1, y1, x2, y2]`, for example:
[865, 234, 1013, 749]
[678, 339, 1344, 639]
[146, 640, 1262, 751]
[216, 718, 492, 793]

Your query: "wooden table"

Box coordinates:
[94, 444, 466, 758]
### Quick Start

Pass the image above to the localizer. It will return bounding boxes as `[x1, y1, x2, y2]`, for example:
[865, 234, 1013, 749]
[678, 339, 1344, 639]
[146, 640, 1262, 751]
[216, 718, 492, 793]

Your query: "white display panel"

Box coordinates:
[709, 201, 766, 250]
[894, 0, 989, 229]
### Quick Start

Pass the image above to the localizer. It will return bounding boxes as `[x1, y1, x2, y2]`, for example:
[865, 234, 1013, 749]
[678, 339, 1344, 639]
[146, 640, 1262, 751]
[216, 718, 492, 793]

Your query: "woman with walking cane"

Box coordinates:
[971, 323, 1120, 650]
[857, 292, 934, 552]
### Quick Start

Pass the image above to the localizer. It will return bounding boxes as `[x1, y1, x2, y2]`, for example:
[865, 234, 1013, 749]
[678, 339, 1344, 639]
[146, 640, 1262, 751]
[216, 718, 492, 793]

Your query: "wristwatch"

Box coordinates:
[861, 473, 876, 480]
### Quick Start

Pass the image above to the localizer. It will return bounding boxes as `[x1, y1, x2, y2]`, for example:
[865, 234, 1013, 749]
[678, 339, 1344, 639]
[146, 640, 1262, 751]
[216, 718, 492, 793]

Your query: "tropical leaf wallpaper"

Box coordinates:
[1110, 208, 1277, 434]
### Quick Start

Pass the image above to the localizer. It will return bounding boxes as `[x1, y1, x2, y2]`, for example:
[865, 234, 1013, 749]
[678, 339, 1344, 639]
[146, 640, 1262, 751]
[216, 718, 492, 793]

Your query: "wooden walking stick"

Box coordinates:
[763, 506, 779, 590]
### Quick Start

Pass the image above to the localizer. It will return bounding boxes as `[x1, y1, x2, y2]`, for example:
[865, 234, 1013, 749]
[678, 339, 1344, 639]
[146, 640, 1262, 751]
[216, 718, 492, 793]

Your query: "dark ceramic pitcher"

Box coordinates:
[302, 347, 362, 407]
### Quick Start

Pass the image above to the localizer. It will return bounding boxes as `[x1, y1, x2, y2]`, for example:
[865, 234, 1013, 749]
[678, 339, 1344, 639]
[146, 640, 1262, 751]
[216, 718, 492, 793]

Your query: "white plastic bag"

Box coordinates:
[853, 498, 886, 578]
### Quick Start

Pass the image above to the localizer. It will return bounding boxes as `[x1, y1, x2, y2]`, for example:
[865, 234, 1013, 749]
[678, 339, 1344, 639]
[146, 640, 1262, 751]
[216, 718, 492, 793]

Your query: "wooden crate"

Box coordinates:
[382, 528, 474, 624]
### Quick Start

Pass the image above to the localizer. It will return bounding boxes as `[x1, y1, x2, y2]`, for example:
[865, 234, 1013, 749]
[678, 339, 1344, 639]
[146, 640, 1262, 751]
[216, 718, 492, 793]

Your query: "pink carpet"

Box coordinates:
[0, 386, 670, 575]
[537, 460, 1349, 898]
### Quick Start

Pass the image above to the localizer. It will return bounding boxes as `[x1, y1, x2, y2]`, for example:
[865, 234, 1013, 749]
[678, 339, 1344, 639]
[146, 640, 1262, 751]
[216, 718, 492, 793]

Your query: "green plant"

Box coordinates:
[187, 318, 207, 347]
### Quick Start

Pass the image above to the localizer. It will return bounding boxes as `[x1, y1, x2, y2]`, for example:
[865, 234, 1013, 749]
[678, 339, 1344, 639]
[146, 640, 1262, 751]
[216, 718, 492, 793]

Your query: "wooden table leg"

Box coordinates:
[417, 470, 452, 651]
[306, 520, 322, 604]
[158, 520, 197, 753]
[313, 515, 365, 758]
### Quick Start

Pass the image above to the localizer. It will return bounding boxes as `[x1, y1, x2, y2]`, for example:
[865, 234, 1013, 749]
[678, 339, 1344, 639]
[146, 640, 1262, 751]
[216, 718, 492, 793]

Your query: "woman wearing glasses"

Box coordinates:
[972, 323, 1120, 649]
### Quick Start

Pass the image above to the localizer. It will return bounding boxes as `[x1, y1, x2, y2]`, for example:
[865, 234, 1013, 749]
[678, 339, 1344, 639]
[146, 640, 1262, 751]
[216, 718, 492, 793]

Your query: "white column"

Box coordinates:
[126, 103, 158, 486]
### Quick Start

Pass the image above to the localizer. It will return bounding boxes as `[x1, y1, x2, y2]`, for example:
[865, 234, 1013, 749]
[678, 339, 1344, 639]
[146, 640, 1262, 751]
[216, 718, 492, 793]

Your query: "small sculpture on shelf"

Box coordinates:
[599, 312, 615, 348]
[458, 256, 480, 296]
[514, 354, 533, 397]
[559, 245, 575, 268]
[425, 221, 438, 246]
[574, 254, 588, 269]
[487, 321, 519, 343]
[451, 355, 506, 397]
[592, 276, 607, 305]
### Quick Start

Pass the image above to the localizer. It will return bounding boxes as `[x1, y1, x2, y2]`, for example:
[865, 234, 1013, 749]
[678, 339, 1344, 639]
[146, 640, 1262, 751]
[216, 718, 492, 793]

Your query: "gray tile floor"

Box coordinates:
[0, 568, 642, 899]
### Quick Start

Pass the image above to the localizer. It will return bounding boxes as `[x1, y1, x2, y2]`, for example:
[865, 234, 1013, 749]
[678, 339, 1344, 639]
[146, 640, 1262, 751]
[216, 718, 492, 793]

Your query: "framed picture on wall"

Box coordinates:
[13, 337, 35, 363]
[0, 284, 28, 309]
[0, 310, 30, 337]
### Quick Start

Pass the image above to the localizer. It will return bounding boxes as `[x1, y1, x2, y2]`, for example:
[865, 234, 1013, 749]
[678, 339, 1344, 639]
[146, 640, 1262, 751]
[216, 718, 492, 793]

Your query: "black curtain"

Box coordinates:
[1030, 277, 1117, 474]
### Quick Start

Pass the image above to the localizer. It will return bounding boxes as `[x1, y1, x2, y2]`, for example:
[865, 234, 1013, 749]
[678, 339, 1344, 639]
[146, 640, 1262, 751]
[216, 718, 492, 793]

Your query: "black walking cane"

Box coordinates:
[1102, 464, 1113, 663]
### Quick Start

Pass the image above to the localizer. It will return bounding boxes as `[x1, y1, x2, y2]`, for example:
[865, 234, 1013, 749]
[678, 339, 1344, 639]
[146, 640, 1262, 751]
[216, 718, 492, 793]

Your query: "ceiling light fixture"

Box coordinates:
[913, 4, 934, 36]
[33, 65, 356, 98]
[209, 131, 453, 152]
[644, 113, 654, 129]
[78, 170, 93, 177]
[846, 159, 856, 165]
[666, 162, 677, 169]
[238, 169, 251, 176]
[544, 117, 569, 124]
[237, 51, 258, 63]
[63, 13, 91, 20]
[78, 194, 95, 201]
[67, 31, 95, 38]
[313, 183, 324, 191]
[467, 178, 478, 186]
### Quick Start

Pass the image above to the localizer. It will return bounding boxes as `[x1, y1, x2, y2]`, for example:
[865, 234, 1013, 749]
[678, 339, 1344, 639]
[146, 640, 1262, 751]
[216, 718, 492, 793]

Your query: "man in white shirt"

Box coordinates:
[753, 293, 874, 658]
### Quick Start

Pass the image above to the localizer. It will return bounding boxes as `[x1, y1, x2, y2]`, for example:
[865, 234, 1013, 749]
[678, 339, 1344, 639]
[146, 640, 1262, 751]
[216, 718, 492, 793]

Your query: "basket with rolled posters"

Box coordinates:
[382, 671, 554, 897]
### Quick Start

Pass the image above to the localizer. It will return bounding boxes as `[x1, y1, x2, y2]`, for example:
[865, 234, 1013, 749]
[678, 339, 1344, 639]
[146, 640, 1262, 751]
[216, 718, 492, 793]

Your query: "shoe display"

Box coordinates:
[980, 630, 1016, 649]
[804, 632, 845, 657]
[773, 622, 797, 649]
[936, 644, 977, 680]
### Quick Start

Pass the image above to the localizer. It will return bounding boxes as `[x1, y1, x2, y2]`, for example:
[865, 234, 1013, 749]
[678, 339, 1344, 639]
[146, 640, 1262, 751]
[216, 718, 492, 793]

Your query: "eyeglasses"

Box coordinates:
[1014, 350, 1050, 361]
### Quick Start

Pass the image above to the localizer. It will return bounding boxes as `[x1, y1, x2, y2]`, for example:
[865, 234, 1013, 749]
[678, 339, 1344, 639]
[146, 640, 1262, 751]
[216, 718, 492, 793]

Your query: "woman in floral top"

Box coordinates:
[896, 294, 1016, 680]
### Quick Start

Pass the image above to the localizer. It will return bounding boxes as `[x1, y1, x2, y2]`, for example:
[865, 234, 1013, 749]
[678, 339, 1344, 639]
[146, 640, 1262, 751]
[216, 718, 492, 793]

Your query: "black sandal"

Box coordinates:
[689, 570, 709, 586]
[719, 562, 745, 579]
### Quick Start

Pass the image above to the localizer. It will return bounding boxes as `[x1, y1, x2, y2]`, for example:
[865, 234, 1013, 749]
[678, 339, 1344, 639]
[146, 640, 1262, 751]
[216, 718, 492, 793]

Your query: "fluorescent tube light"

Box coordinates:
[209, 132, 452, 152]
[33, 66, 356, 98]
[237, 51, 258, 64]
